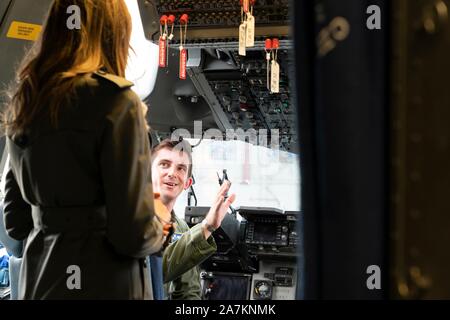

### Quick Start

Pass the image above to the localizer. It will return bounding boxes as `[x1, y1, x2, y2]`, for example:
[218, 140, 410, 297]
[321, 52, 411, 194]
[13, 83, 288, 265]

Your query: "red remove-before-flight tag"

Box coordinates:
[159, 36, 167, 68]
[179, 48, 187, 80]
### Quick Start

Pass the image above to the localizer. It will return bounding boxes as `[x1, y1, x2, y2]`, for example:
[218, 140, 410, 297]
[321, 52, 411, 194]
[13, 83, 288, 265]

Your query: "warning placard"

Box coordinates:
[6, 21, 42, 41]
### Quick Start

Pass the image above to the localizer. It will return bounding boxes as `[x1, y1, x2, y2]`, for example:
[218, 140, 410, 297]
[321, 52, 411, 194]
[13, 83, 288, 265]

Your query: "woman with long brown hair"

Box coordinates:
[2, 0, 169, 299]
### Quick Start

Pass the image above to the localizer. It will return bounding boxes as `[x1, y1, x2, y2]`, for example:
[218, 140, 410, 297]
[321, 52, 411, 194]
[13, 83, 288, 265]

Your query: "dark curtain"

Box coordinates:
[294, 0, 388, 299]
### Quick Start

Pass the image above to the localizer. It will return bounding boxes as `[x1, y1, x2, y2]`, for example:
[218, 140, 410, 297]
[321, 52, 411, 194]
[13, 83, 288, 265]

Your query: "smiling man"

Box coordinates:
[151, 139, 236, 299]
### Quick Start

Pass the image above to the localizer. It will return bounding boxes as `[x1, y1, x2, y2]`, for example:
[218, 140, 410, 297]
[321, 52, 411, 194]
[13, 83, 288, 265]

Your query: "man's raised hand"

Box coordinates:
[205, 181, 236, 231]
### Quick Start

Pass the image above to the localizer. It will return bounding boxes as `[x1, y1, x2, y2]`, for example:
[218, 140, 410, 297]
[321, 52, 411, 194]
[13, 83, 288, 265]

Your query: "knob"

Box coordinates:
[222, 96, 231, 106]
[254, 280, 273, 300]
[191, 217, 200, 224]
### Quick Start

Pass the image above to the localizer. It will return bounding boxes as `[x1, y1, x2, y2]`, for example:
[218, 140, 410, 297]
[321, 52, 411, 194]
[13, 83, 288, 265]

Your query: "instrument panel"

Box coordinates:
[140, 0, 291, 48]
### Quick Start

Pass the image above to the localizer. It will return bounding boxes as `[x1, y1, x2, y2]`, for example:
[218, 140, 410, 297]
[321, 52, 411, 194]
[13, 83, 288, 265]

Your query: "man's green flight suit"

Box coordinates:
[163, 212, 217, 299]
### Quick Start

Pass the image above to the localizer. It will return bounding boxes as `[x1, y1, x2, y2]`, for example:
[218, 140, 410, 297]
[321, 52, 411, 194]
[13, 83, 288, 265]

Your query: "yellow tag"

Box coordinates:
[270, 60, 280, 93]
[6, 21, 42, 41]
[239, 22, 247, 56]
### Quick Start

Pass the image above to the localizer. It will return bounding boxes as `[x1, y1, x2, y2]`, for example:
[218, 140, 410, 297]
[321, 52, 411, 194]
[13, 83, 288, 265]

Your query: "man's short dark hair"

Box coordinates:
[151, 139, 193, 177]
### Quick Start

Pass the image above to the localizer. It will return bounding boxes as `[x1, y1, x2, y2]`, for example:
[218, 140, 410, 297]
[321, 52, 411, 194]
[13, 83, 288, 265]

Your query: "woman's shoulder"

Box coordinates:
[76, 71, 140, 112]
[79, 71, 135, 95]
[90, 70, 134, 90]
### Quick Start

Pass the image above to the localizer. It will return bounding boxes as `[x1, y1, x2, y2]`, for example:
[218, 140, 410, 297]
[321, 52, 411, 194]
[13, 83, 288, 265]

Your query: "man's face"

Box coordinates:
[151, 148, 193, 205]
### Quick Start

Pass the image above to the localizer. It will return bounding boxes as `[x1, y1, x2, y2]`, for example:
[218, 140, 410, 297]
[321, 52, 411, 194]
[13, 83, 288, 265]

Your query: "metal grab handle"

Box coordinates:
[423, 0, 449, 34]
